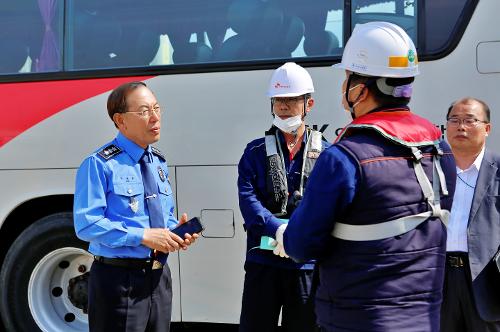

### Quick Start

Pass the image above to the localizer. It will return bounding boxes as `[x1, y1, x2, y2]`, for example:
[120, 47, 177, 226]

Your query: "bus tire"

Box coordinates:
[0, 212, 92, 332]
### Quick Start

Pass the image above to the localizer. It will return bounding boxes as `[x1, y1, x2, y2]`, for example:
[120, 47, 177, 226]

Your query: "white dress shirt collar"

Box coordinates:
[447, 146, 485, 253]
[460, 146, 485, 173]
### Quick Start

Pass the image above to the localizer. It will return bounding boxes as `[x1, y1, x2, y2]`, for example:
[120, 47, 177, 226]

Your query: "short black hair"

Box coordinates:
[349, 74, 414, 106]
[107, 81, 147, 127]
[446, 97, 490, 122]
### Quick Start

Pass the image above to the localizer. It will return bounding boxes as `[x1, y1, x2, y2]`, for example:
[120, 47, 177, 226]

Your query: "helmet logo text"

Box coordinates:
[274, 82, 291, 89]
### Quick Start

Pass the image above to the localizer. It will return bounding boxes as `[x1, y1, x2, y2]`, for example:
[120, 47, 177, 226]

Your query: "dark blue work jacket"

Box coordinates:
[285, 109, 456, 331]
[238, 129, 330, 269]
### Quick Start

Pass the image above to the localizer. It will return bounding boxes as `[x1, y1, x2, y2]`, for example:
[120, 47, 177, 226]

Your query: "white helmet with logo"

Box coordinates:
[333, 21, 419, 78]
[267, 62, 315, 97]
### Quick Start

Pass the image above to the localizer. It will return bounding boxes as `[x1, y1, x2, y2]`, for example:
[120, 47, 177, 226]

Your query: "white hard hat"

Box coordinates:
[333, 21, 419, 78]
[267, 62, 314, 97]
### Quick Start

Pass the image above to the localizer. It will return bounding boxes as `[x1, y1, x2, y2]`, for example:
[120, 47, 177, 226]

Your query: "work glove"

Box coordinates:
[271, 224, 289, 258]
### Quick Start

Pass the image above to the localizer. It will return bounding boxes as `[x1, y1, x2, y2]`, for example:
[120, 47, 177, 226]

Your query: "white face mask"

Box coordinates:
[273, 114, 303, 134]
[341, 84, 363, 119]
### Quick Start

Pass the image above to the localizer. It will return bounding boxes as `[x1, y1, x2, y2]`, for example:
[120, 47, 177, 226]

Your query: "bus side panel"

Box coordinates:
[176, 165, 245, 323]
[0, 169, 76, 225]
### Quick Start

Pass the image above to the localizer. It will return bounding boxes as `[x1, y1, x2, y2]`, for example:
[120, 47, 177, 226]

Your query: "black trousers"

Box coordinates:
[88, 260, 173, 332]
[441, 256, 500, 332]
[239, 261, 318, 332]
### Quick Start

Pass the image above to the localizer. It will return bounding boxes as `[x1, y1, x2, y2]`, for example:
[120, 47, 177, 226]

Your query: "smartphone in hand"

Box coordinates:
[171, 217, 204, 237]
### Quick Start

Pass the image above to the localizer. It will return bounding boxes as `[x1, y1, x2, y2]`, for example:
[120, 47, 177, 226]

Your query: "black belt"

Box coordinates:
[446, 252, 468, 268]
[94, 256, 163, 270]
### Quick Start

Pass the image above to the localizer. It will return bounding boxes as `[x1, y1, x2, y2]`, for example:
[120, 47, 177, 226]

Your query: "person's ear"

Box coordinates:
[306, 98, 314, 114]
[358, 85, 369, 102]
[113, 113, 125, 129]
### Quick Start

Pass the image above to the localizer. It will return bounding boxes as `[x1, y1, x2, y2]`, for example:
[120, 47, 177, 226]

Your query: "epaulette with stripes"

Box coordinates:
[97, 144, 122, 160]
[151, 146, 166, 161]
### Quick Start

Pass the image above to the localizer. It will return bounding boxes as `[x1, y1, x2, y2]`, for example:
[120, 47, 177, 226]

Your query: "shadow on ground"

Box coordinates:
[171, 323, 239, 331]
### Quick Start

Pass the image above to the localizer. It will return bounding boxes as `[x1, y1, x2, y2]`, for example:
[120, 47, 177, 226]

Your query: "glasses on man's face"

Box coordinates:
[126, 105, 162, 118]
[446, 117, 488, 128]
[271, 96, 305, 106]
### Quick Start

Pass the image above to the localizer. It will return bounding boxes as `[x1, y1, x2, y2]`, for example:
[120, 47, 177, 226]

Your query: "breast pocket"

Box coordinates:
[110, 182, 145, 216]
[158, 182, 174, 215]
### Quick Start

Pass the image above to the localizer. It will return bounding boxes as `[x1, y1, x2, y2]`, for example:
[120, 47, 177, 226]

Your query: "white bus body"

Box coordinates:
[0, 0, 498, 330]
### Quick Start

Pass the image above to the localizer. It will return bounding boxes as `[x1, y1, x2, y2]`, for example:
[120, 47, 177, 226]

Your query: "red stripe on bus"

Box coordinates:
[0, 76, 153, 148]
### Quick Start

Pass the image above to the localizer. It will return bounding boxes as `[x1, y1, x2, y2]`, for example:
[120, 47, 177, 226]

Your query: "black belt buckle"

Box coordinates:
[94, 256, 161, 270]
[447, 255, 464, 268]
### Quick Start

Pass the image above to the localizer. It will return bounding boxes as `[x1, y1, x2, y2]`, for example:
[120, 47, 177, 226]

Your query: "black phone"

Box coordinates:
[171, 217, 204, 237]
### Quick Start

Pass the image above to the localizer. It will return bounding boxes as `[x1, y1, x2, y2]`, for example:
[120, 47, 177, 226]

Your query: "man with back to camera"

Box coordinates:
[74, 81, 198, 331]
[281, 22, 456, 331]
[237, 62, 330, 331]
[441, 97, 500, 332]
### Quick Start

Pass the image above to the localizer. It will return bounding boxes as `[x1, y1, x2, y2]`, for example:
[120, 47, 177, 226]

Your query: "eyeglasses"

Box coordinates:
[271, 96, 306, 106]
[446, 117, 488, 128]
[126, 105, 162, 118]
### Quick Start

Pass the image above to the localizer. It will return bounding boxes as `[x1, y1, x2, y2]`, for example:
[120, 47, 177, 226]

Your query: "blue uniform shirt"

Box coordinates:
[284, 145, 359, 262]
[74, 132, 178, 258]
[238, 129, 330, 269]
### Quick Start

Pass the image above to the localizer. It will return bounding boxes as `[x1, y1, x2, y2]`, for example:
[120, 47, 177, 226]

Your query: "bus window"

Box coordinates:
[0, 0, 63, 74]
[215, 0, 344, 61]
[350, 0, 477, 59]
[284, 0, 344, 58]
[421, 0, 471, 55]
[68, 0, 142, 70]
[63, 0, 477, 72]
[351, 0, 417, 43]
[66, 0, 345, 70]
[156, 0, 231, 65]
[1, 0, 479, 75]
[67, 0, 228, 70]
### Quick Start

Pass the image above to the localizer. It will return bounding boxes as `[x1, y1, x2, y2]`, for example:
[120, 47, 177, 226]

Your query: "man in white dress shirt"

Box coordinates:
[442, 97, 500, 331]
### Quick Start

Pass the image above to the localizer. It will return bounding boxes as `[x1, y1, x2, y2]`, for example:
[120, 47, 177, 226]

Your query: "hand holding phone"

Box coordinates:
[171, 217, 204, 237]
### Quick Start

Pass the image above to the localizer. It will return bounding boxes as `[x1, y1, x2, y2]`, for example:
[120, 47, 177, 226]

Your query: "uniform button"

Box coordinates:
[127, 189, 132, 194]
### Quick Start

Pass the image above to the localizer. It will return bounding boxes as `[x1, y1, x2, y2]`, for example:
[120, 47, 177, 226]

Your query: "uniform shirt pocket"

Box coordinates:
[109, 182, 145, 217]
[158, 182, 174, 216]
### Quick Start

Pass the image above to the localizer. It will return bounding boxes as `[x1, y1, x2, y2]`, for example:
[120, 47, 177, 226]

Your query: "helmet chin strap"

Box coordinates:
[302, 95, 308, 120]
[345, 74, 372, 119]
[345, 74, 359, 119]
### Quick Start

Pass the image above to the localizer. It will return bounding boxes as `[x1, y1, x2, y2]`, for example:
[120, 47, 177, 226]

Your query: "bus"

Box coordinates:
[0, 0, 494, 331]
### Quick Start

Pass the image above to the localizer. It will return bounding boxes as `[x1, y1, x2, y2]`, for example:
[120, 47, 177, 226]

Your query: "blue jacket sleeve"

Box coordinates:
[284, 146, 359, 262]
[238, 144, 286, 239]
[73, 157, 144, 247]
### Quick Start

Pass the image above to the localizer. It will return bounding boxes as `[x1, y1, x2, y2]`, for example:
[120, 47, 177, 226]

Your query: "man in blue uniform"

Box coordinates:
[238, 62, 330, 332]
[74, 81, 198, 331]
[282, 22, 456, 331]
